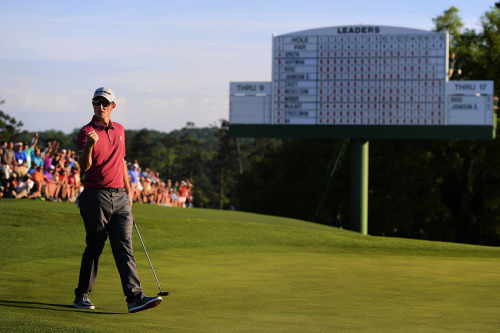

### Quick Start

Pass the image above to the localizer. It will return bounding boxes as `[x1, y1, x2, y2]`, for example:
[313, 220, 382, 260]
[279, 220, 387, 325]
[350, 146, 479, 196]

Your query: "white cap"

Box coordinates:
[93, 87, 115, 103]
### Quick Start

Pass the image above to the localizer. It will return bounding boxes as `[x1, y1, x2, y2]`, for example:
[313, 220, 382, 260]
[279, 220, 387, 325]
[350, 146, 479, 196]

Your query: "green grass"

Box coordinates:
[1, 199, 500, 332]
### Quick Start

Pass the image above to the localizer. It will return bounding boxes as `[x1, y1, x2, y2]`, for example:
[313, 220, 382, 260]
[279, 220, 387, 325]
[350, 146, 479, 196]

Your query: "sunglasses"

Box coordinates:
[92, 100, 112, 107]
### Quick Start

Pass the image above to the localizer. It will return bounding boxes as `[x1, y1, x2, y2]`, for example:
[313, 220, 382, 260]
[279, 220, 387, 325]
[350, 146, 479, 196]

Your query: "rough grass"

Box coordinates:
[1, 199, 500, 332]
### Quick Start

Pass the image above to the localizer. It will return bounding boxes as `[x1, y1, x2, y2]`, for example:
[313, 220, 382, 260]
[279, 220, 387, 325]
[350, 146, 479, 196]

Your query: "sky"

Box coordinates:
[0, 0, 497, 134]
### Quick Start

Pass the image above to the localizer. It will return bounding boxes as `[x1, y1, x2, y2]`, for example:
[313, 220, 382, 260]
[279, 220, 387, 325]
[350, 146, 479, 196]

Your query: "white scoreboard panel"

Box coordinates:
[447, 81, 494, 125]
[272, 26, 448, 126]
[229, 82, 272, 124]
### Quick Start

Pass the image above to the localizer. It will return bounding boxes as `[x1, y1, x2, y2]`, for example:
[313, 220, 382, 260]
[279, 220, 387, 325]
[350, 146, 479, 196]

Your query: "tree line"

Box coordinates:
[3, 5, 500, 245]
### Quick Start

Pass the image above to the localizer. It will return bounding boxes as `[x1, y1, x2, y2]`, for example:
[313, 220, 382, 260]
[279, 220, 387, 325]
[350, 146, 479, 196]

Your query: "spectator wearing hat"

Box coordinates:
[128, 163, 140, 189]
[14, 142, 27, 166]
[128, 163, 141, 201]
[14, 143, 29, 179]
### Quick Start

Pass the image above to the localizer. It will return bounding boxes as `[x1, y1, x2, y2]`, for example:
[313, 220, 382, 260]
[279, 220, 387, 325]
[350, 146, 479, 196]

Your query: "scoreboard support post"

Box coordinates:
[351, 139, 369, 235]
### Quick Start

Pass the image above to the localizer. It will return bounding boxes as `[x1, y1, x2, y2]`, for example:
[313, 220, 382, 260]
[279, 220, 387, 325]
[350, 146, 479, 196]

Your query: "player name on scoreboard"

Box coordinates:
[272, 26, 448, 125]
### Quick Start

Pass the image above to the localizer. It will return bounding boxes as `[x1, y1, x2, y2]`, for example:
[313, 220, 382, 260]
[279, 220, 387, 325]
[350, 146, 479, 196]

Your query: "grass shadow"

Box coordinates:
[0, 300, 124, 315]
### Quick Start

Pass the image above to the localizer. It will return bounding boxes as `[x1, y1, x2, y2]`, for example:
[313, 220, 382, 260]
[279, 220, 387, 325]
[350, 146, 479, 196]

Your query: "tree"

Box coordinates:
[129, 128, 154, 167]
[478, 6, 500, 91]
[128, 128, 167, 173]
[432, 6, 464, 48]
[236, 138, 348, 221]
[173, 122, 201, 182]
[215, 120, 240, 209]
[377, 5, 500, 244]
[161, 134, 179, 179]
[0, 100, 25, 142]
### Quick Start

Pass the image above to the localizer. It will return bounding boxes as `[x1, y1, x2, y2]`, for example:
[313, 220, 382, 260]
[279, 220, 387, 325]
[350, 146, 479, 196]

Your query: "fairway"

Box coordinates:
[1, 199, 499, 332]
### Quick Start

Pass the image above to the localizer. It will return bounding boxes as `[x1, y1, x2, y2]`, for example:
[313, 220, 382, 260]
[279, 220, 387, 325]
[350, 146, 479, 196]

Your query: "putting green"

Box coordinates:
[1, 199, 499, 332]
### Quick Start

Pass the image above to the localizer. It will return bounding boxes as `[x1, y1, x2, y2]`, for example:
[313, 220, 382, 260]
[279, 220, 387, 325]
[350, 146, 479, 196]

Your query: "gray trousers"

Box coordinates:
[75, 188, 143, 303]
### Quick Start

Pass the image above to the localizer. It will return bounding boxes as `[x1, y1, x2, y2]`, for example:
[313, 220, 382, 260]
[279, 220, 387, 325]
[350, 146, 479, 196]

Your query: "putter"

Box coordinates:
[133, 220, 170, 296]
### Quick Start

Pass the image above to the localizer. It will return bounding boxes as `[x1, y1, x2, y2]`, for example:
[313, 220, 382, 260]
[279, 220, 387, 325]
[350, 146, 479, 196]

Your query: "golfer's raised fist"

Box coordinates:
[86, 130, 99, 147]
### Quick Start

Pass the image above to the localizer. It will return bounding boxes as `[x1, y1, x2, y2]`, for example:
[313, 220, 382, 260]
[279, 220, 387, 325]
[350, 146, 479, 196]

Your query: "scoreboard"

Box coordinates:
[273, 26, 446, 126]
[229, 25, 495, 140]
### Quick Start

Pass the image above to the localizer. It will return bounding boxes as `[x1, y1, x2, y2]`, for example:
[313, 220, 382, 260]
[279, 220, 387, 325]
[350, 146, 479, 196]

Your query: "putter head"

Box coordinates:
[158, 291, 170, 296]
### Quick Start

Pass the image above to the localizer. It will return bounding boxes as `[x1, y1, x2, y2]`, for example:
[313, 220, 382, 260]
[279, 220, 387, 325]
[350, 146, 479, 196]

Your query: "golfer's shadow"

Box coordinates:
[0, 299, 123, 314]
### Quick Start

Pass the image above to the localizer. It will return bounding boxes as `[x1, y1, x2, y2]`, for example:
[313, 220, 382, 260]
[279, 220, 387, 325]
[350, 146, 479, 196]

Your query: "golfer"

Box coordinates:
[73, 87, 162, 313]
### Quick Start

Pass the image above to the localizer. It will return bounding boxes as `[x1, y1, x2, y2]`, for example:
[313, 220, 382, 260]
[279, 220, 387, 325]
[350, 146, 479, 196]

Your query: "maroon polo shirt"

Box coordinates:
[77, 116, 126, 189]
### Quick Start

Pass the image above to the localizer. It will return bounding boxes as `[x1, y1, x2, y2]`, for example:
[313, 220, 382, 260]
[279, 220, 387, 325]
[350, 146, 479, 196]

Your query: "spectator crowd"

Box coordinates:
[0, 134, 194, 207]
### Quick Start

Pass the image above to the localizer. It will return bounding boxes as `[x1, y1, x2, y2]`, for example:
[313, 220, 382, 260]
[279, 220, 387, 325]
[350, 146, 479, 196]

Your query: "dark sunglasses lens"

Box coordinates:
[92, 100, 111, 107]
